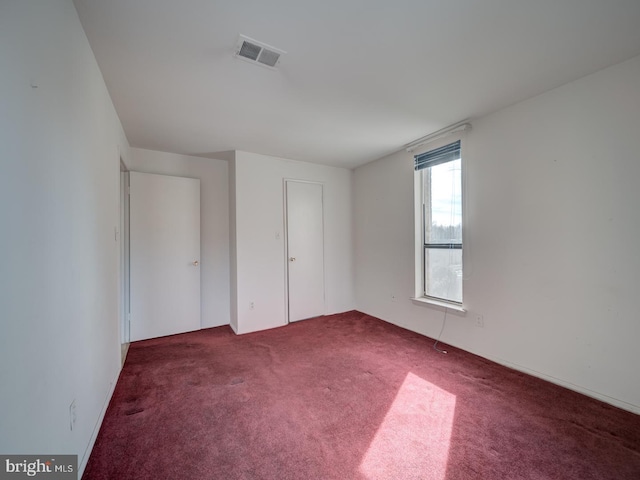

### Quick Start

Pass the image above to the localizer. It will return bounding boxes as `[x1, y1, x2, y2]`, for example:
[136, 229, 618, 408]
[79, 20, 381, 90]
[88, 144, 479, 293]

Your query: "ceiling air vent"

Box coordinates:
[234, 35, 285, 69]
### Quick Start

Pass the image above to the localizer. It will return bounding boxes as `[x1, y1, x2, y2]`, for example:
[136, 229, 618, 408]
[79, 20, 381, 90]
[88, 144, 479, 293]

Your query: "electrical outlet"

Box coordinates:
[249, 302, 255, 310]
[475, 314, 484, 328]
[391, 294, 397, 302]
[69, 400, 77, 431]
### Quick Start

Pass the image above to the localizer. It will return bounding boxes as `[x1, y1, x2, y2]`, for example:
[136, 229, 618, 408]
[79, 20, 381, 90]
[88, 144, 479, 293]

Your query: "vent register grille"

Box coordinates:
[235, 35, 285, 69]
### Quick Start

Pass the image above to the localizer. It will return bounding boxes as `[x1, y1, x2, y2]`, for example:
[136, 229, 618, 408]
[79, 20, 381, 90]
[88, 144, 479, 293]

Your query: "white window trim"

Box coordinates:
[413, 133, 466, 310]
[410, 296, 466, 312]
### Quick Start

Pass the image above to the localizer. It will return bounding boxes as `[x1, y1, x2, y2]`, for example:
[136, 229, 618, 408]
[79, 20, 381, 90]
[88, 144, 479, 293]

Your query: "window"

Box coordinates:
[415, 140, 463, 305]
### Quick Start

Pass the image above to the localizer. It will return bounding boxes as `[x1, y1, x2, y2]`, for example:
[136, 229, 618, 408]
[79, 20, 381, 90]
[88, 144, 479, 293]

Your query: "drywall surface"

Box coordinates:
[128, 148, 230, 328]
[0, 0, 130, 473]
[231, 151, 354, 334]
[354, 55, 640, 413]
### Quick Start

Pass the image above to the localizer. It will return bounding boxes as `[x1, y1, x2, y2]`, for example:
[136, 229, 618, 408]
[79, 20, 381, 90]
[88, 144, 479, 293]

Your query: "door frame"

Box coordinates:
[118, 158, 131, 367]
[283, 178, 327, 324]
[119, 161, 130, 346]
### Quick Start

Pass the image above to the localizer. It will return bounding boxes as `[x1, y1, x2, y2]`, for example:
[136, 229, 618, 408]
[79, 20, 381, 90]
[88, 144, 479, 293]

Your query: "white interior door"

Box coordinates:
[286, 181, 325, 322]
[129, 171, 201, 341]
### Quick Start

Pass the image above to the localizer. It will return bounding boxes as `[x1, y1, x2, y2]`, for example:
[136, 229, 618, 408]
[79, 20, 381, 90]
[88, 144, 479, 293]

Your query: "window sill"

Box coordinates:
[411, 297, 466, 312]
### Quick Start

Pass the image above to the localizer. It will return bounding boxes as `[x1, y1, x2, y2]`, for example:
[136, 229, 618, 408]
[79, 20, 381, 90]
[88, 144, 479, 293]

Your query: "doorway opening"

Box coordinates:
[119, 159, 130, 365]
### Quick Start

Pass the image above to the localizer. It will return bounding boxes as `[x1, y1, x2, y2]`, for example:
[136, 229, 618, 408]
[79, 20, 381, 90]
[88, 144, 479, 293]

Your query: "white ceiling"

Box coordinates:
[74, 0, 640, 169]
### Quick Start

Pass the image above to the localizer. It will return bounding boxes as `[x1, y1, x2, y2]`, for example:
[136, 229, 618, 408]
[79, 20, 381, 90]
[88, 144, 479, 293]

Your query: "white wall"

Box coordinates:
[354, 55, 640, 413]
[0, 0, 130, 473]
[127, 148, 231, 329]
[231, 151, 354, 334]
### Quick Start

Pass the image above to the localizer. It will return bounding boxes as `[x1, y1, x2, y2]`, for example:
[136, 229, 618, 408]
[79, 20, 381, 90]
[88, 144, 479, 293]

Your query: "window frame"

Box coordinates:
[413, 136, 465, 310]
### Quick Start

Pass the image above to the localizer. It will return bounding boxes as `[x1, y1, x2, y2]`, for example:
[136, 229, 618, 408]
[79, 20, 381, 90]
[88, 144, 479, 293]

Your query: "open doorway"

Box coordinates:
[119, 159, 130, 366]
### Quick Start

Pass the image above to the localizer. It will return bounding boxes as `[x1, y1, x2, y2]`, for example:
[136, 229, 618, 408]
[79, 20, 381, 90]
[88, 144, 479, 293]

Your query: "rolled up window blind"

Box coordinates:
[414, 140, 461, 171]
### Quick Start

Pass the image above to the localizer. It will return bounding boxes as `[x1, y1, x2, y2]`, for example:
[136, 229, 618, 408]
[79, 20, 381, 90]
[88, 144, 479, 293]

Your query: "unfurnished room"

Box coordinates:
[1, 1, 640, 479]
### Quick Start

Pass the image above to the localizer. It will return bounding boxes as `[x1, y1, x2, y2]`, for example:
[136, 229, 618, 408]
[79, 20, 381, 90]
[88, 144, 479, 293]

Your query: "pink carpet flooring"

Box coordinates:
[83, 311, 640, 479]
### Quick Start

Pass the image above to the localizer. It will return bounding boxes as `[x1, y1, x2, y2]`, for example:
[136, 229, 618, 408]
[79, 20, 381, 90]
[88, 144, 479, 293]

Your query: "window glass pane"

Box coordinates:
[424, 159, 461, 244]
[424, 248, 462, 303]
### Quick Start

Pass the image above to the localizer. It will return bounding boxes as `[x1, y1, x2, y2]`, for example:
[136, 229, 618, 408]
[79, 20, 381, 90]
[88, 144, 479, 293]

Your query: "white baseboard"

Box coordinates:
[78, 368, 121, 477]
[482, 354, 640, 415]
[368, 310, 640, 416]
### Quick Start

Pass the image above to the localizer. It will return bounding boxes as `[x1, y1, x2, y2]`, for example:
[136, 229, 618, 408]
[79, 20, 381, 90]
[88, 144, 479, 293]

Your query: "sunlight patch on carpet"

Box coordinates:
[359, 372, 456, 480]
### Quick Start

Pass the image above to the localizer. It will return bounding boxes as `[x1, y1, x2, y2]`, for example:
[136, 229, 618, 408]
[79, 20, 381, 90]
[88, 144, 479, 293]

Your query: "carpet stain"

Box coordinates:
[123, 408, 144, 416]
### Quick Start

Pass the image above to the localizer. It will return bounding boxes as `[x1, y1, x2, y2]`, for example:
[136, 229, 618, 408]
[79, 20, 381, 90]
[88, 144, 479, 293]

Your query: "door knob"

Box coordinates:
[192, 260, 199, 266]
[289, 257, 296, 262]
